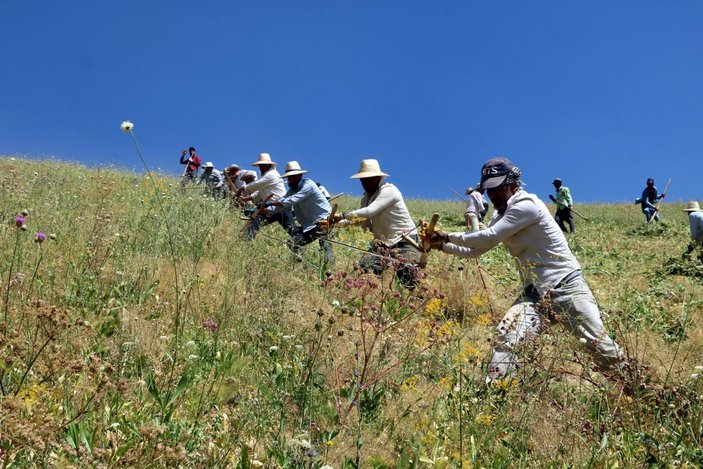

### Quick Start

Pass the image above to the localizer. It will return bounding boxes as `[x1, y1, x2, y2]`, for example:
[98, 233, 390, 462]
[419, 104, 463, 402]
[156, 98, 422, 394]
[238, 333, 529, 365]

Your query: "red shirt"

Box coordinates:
[187, 154, 202, 172]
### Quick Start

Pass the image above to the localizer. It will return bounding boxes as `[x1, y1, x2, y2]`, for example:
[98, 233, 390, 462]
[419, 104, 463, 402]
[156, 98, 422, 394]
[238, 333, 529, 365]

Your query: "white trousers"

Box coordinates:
[487, 272, 623, 382]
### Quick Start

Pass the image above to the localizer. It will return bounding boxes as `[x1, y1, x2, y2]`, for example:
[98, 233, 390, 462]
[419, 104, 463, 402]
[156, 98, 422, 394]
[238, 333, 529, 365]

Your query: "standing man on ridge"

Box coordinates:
[635, 178, 666, 223]
[429, 157, 625, 384]
[180, 147, 202, 186]
[549, 178, 575, 233]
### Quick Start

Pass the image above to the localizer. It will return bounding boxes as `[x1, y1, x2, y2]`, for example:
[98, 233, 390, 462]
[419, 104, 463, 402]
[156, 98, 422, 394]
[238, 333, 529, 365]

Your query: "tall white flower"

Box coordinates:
[120, 121, 134, 132]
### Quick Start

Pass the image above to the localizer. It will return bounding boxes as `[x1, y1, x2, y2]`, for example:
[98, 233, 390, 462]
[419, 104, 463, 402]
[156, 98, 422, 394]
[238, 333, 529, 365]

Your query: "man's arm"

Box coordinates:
[447, 198, 539, 249]
[346, 187, 397, 220]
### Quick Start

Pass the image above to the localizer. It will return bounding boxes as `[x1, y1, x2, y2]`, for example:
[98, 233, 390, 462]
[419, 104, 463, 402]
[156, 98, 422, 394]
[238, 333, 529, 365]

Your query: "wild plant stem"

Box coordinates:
[14, 335, 52, 396]
[3, 229, 21, 323]
[127, 130, 182, 405]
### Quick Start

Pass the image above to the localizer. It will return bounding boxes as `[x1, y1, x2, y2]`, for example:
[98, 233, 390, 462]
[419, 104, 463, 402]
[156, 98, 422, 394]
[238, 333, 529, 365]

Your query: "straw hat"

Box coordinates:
[683, 200, 701, 212]
[281, 161, 309, 178]
[203, 162, 214, 169]
[350, 159, 389, 179]
[251, 153, 276, 166]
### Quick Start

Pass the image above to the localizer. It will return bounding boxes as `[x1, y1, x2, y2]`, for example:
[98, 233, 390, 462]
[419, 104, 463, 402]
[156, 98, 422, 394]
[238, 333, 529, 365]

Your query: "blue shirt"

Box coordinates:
[278, 178, 331, 231]
[690, 211, 703, 242]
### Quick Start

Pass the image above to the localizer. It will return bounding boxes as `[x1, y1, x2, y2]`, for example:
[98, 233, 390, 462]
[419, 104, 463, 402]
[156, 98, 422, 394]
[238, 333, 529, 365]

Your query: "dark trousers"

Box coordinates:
[289, 225, 335, 266]
[245, 209, 294, 241]
[358, 236, 421, 288]
[555, 207, 575, 233]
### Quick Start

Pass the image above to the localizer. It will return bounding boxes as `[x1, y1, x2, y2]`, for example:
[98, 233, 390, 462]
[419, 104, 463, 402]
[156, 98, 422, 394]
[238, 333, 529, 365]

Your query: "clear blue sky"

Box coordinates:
[2, 1, 702, 202]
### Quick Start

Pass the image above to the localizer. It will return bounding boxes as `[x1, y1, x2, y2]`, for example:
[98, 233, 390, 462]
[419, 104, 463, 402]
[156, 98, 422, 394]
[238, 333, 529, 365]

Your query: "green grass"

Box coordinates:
[1, 156, 703, 467]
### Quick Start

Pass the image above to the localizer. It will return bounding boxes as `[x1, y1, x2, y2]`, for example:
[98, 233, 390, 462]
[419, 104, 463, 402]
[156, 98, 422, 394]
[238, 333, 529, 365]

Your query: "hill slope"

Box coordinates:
[1, 157, 702, 467]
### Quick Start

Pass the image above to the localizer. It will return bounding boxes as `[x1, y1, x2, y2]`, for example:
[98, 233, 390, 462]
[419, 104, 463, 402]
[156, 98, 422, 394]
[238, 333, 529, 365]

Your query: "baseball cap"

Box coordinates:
[480, 157, 515, 189]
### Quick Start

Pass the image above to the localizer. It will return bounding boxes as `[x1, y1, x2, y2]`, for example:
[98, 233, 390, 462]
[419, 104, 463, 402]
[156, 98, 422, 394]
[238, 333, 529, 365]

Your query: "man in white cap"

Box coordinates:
[268, 161, 334, 266]
[237, 153, 293, 240]
[335, 159, 420, 287]
[198, 162, 226, 199]
[429, 157, 625, 384]
[683, 200, 703, 259]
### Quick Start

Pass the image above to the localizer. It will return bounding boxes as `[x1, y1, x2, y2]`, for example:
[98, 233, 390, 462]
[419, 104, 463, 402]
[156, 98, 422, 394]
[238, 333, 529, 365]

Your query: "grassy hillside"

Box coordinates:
[1, 157, 702, 467]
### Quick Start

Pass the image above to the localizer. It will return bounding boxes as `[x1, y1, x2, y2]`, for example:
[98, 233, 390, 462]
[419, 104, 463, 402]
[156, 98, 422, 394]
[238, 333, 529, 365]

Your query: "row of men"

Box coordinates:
[182, 150, 631, 384]
[179, 149, 703, 385]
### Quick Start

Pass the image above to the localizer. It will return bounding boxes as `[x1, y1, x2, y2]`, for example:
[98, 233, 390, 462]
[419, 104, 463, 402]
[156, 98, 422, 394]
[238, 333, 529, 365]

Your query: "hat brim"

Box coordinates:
[251, 161, 276, 166]
[282, 169, 308, 178]
[350, 171, 389, 179]
[481, 174, 508, 189]
[683, 208, 701, 212]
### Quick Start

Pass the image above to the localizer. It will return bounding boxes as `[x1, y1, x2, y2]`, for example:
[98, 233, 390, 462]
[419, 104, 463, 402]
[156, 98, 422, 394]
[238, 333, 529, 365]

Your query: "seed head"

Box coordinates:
[120, 121, 134, 132]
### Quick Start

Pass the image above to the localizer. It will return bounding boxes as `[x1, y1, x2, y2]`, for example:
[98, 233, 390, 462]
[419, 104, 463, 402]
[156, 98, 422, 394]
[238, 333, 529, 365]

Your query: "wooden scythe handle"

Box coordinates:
[240, 193, 275, 232]
[418, 213, 440, 268]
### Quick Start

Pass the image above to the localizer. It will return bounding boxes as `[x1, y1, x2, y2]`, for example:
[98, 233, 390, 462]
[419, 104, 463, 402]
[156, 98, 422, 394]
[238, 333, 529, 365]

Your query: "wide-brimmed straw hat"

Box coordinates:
[281, 161, 309, 178]
[251, 153, 276, 166]
[350, 159, 389, 179]
[683, 200, 701, 212]
[225, 163, 240, 172]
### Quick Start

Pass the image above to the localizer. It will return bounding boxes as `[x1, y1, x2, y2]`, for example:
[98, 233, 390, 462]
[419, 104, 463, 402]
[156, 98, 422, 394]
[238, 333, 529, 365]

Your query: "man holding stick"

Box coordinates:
[429, 157, 625, 384]
[237, 153, 293, 240]
[179, 147, 202, 186]
[549, 178, 575, 233]
[334, 159, 421, 288]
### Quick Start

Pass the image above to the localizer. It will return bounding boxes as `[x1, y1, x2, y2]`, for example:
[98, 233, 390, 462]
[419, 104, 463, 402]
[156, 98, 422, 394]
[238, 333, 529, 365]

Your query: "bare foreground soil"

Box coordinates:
[1, 157, 702, 467]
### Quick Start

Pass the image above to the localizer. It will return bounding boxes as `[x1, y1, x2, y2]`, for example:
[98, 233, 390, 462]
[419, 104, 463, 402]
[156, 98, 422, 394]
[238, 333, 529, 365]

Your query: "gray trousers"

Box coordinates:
[487, 271, 623, 382]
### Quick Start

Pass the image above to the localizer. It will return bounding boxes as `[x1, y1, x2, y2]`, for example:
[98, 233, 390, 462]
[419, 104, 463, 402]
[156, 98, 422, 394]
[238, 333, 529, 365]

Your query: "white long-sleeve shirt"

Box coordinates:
[443, 190, 580, 296]
[345, 182, 417, 244]
[690, 211, 703, 242]
[243, 168, 286, 203]
[465, 191, 484, 216]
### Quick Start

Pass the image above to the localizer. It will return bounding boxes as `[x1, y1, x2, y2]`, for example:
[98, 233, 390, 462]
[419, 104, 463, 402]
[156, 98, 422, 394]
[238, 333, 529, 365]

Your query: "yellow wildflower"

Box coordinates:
[468, 292, 489, 307]
[476, 312, 492, 326]
[438, 376, 453, 391]
[424, 297, 447, 316]
[436, 320, 460, 340]
[493, 378, 518, 392]
[401, 374, 420, 391]
[475, 413, 497, 426]
[456, 341, 483, 365]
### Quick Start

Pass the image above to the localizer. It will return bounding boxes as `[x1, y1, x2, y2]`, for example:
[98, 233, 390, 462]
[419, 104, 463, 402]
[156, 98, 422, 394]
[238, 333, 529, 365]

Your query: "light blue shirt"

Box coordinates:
[690, 211, 703, 242]
[278, 178, 331, 231]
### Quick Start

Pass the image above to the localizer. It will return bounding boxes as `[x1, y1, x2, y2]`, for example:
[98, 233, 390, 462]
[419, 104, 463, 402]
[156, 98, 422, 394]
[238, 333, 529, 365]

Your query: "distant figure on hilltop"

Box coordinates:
[464, 183, 487, 232]
[549, 178, 575, 233]
[316, 182, 332, 200]
[683, 200, 703, 260]
[180, 147, 202, 186]
[635, 178, 665, 223]
[428, 157, 625, 385]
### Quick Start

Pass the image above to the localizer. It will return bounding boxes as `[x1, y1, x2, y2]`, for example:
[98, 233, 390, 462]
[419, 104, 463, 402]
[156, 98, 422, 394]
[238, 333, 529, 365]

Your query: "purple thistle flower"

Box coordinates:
[15, 216, 26, 227]
[35, 231, 46, 243]
[201, 318, 218, 333]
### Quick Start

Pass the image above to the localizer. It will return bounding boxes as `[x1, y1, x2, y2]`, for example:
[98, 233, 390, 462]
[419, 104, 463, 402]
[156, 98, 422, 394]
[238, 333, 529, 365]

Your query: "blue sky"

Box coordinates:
[1, 1, 701, 202]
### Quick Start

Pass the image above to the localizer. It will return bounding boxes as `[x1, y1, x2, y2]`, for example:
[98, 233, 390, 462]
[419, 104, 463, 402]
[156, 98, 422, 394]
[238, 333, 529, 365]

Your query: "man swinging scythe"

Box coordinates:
[330, 159, 422, 288]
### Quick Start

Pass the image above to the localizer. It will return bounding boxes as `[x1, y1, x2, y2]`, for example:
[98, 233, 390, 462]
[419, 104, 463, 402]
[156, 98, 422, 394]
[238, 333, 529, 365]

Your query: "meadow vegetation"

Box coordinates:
[1, 156, 702, 467]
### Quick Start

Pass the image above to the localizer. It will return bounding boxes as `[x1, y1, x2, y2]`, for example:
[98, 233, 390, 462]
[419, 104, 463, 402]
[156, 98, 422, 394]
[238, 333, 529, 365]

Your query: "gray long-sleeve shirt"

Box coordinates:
[443, 190, 580, 296]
